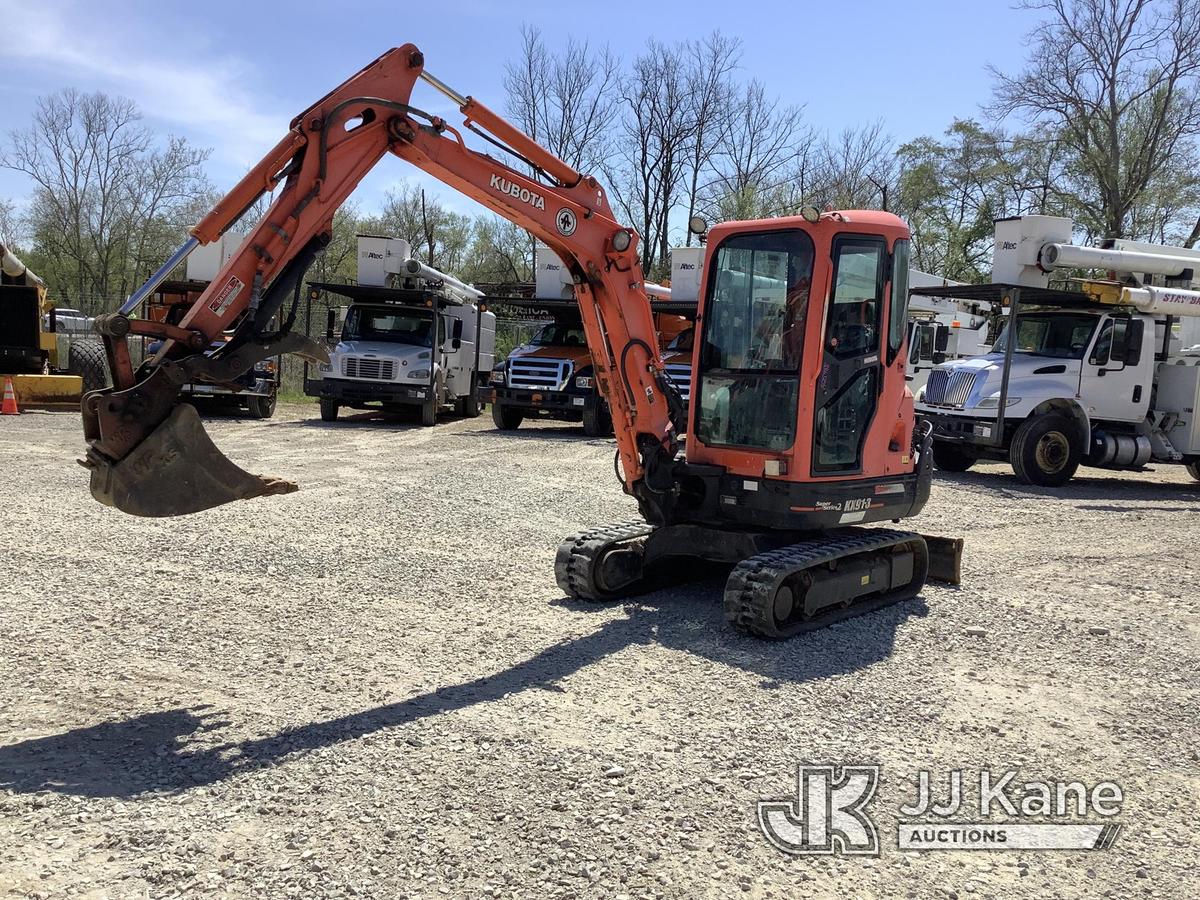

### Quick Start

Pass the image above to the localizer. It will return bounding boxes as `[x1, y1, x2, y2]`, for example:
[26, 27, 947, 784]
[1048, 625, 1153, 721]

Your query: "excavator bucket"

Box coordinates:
[87, 403, 297, 517]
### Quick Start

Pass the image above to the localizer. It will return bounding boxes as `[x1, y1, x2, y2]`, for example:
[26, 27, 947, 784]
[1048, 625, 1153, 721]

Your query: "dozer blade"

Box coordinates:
[921, 533, 964, 585]
[87, 403, 297, 517]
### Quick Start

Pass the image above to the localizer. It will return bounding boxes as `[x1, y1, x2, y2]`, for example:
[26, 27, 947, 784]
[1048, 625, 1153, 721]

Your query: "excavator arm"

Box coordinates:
[82, 44, 680, 517]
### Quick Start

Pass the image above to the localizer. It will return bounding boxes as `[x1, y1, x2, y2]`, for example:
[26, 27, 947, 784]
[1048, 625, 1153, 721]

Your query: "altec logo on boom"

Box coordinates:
[489, 174, 545, 210]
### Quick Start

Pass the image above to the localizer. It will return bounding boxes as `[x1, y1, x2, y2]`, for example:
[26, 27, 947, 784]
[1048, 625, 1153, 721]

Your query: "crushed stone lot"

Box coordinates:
[1, 403, 1198, 899]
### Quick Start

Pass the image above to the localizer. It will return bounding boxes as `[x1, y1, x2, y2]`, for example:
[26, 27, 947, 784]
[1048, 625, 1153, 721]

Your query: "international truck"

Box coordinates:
[915, 215, 1200, 486]
[305, 235, 495, 425]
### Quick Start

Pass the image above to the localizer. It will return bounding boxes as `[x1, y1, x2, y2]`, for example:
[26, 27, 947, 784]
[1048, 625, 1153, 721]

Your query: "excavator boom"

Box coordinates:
[82, 45, 678, 517]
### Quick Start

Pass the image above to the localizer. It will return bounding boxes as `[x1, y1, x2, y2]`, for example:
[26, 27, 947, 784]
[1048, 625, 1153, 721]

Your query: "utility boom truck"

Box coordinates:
[906, 270, 990, 395]
[916, 215, 1200, 486]
[305, 235, 495, 425]
[1, 241, 108, 405]
[488, 245, 690, 436]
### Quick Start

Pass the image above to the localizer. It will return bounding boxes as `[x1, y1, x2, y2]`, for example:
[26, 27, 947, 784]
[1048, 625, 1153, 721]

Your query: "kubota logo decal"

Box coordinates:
[489, 174, 546, 210]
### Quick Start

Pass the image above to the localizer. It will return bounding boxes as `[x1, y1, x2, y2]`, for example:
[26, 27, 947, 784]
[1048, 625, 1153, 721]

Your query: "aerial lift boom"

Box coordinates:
[80, 45, 957, 638]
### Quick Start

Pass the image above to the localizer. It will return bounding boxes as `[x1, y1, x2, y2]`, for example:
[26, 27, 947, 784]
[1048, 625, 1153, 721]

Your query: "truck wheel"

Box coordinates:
[1187, 461, 1200, 482]
[491, 402, 522, 430]
[1010, 413, 1080, 486]
[461, 390, 481, 418]
[247, 393, 276, 420]
[932, 441, 978, 472]
[67, 339, 109, 393]
[319, 398, 339, 422]
[582, 401, 613, 437]
[421, 395, 438, 426]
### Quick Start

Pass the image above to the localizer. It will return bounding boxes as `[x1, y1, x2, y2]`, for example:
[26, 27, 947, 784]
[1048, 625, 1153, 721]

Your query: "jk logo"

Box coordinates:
[758, 765, 880, 856]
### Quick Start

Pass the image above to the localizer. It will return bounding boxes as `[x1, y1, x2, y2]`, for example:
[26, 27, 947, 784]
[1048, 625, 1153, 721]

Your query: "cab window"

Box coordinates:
[695, 229, 815, 451]
[826, 239, 884, 359]
[531, 321, 587, 347]
[888, 240, 910, 362]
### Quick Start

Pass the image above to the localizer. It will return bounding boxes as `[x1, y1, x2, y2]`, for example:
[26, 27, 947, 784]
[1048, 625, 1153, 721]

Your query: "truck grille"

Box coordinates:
[924, 369, 979, 407]
[665, 364, 691, 401]
[342, 357, 396, 381]
[508, 357, 572, 390]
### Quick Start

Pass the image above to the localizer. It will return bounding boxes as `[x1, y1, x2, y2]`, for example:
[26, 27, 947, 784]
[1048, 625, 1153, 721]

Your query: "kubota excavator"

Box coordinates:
[79, 45, 959, 638]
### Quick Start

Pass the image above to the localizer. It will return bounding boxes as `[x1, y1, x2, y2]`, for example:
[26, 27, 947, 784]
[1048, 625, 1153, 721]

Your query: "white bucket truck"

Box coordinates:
[915, 215, 1200, 486]
[305, 235, 496, 425]
[906, 270, 991, 394]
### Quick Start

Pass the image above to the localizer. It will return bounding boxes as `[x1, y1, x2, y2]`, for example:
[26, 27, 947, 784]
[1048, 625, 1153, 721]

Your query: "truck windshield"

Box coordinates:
[992, 314, 1097, 359]
[530, 322, 587, 346]
[343, 307, 434, 347]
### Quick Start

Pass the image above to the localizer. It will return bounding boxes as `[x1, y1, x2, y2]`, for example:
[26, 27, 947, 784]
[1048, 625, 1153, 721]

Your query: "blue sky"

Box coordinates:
[0, 0, 1038, 221]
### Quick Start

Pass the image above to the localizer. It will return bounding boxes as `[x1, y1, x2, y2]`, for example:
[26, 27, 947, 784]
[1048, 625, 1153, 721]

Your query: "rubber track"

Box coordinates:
[555, 521, 656, 601]
[723, 528, 928, 640]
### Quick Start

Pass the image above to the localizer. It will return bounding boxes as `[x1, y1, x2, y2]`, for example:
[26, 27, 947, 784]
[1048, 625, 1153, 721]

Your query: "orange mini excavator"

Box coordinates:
[80, 45, 959, 638]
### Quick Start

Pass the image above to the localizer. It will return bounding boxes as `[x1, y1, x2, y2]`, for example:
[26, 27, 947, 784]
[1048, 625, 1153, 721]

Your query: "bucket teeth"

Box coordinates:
[87, 403, 297, 517]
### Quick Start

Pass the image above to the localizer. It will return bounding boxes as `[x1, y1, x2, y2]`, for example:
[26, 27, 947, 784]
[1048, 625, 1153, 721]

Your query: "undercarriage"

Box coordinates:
[555, 521, 959, 639]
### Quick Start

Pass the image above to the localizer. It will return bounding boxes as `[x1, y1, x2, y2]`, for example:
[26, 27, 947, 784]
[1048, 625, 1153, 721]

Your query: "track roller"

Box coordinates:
[723, 528, 929, 639]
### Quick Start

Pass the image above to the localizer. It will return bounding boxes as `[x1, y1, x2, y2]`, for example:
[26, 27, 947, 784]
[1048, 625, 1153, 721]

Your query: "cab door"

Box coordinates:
[1078, 315, 1150, 423]
[811, 235, 887, 475]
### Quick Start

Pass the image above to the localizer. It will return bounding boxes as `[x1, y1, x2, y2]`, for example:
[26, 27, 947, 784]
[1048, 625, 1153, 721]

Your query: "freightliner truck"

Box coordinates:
[306, 235, 496, 425]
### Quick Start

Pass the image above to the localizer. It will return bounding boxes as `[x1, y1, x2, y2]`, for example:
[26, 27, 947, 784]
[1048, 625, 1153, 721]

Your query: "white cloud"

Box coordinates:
[0, 1, 286, 171]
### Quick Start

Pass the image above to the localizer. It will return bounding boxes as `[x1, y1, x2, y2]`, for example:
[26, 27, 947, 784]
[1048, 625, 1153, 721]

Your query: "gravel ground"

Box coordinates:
[1, 403, 1198, 899]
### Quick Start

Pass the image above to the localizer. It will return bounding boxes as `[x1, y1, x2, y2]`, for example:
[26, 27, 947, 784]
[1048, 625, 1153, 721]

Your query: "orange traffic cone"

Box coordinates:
[1, 377, 18, 415]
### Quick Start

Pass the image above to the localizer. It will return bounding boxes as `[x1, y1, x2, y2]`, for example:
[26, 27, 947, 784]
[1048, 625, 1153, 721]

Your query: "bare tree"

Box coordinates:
[0, 198, 21, 248]
[681, 32, 741, 243]
[502, 25, 620, 175]
[374, 183, 471, 271]
[991, 0, 1200, 239]
[607, 40, 697, 275]
[3, 89, 210, 307]
[818, 121, 899, 211]
[461, 215, 534, 284]
[700, 80, 806, 222]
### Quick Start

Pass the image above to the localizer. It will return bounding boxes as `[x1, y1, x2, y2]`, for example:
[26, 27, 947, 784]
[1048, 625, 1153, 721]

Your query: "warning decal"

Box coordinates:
[208, 275, 245, 315]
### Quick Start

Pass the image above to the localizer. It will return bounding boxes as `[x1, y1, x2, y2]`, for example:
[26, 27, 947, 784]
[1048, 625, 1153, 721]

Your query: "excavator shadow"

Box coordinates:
[0, 582, 925, 800]
[261, 410, 460, 431]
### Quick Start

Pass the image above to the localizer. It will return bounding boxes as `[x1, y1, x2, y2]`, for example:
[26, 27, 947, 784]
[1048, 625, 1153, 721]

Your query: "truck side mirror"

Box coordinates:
[932, 351, 947, 365]
[934, 327, 950, 353]
[325, 308, 337, 341]
[451, 317, 463, 350]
